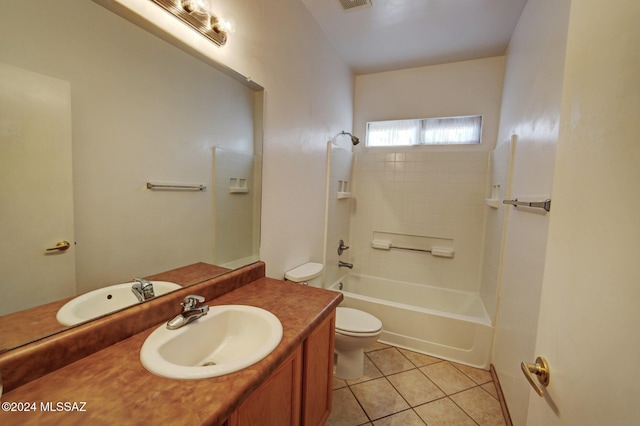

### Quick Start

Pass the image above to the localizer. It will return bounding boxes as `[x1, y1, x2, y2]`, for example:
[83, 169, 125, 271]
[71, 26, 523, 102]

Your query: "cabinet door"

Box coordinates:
[229, 346, 302, 426]
[302, 311, 335, 426]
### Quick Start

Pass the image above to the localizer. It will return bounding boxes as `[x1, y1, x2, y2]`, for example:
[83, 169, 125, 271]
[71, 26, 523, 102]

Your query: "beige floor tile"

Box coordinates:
[452, 362, 493, 385]
[329, 343, 506, 426]
[414, 398, 477, 426]
[386, 369, 445, 407]
[420, 362, 477, 395]
[333, 376, 348, 390]
[365, 341, 391, 352]
[372, 409, 426, 426]
[397, 348, 441, 367]
[450, 387, 505, 426]
[345, 356, 384, 385]
[482, 381, 499, 399]
[367, 348, 415, 376]
[327, 387, 370, 426]
[350, 378, 410, 421]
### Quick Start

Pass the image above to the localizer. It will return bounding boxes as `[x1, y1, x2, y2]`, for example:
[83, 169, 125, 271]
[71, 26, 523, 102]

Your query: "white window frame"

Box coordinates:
[365, 115, 483, 147]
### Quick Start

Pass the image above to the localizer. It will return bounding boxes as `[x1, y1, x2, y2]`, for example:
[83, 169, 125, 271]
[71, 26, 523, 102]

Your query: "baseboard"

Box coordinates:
[490, 364, 513, 426]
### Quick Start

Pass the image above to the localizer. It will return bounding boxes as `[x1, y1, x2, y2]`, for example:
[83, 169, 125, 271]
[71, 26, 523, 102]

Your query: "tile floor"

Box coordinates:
[327, 342, 506, 426]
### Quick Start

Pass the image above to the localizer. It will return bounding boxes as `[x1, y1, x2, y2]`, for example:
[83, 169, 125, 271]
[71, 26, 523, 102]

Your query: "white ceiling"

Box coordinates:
[300, 0, 528, 75]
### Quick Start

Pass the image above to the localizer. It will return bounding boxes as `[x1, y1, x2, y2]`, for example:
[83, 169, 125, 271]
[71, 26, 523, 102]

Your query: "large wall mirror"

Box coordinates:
[0, 0, 263, 351]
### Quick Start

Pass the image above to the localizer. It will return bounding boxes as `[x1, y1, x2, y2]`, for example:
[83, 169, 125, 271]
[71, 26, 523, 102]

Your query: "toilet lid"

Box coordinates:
[335, 307, 382, 334]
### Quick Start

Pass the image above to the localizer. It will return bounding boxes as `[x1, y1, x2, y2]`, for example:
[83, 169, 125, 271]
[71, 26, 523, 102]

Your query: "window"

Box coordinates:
[366, 115, 482, 147]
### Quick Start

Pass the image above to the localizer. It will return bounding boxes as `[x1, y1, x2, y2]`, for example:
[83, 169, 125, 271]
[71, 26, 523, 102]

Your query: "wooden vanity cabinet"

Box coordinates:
[301, 311, 335, 426]
[227, 311, 335, 426]
[227, 346, 303, 426]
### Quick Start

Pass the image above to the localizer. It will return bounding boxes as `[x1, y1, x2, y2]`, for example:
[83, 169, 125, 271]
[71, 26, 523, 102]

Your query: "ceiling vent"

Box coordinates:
[338, 0, 372, 12]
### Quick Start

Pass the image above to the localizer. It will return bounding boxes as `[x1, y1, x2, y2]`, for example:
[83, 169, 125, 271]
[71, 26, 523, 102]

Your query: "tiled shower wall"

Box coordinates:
[348, 150, 490, 293]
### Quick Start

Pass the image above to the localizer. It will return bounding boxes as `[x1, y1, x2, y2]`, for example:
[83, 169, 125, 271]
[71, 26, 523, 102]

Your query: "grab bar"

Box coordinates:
[503, 199, 551, 212]
[372, 240, 454, 258]
[146, 182, 206, 191]
[392, 246, 432, 254]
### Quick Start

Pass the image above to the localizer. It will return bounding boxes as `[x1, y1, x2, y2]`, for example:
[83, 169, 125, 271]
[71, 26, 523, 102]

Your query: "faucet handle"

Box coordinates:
[338, 239, 350, 255]
[133, 278, 155, 300]
[182, 294, 205, 310]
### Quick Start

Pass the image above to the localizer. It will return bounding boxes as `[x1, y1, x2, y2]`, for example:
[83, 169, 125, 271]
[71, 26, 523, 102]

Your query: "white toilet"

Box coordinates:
[284, 263, 383, 380]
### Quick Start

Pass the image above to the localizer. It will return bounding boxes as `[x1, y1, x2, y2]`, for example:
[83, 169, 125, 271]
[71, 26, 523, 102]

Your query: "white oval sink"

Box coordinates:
[140, 305, 283, 380]
[56, 281, 181, 326]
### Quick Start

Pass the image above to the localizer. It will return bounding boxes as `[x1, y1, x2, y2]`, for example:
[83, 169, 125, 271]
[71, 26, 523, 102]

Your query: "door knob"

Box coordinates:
[521, 356, 550, 397]
[46, 240, 71, 252]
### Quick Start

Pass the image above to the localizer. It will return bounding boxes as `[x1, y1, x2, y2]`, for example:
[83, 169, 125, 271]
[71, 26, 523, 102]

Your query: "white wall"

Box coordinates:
[353, 57, 505, 151]
[350, 58, 504, 293]
[490, 0, 571, 424]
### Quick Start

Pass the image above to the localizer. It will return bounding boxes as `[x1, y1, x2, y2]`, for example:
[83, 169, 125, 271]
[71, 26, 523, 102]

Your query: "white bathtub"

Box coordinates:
[329, 274, 494, 369]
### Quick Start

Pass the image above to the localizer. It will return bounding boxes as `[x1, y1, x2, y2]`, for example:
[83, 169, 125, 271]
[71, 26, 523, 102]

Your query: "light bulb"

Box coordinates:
[181, 0, 207, 14]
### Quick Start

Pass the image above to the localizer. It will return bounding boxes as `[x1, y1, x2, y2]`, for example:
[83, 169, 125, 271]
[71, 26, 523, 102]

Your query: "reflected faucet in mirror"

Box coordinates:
[131, 278, 155, 302]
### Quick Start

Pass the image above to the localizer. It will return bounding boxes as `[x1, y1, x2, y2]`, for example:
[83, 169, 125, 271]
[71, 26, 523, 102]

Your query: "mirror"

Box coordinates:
[0, 0, 263, 351]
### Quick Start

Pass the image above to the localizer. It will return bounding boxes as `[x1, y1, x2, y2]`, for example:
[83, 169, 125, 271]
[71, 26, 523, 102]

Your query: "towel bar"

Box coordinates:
[146, 182, 206, 191]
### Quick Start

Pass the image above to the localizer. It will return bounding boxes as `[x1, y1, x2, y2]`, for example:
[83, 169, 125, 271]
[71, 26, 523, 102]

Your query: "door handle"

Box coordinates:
[521, 356, 550, 397]
[46, 240, 71, 252]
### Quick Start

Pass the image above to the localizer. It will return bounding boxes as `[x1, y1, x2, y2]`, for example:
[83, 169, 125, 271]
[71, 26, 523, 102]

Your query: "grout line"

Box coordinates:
[448, 395, 482, 426]
[345, 383, 373, 425]
[370, 408, 427, 425]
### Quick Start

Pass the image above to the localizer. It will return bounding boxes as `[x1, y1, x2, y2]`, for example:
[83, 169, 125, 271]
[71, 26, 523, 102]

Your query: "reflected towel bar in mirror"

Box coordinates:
[146, 182, 206, 191]
[503, 199, 551, 212]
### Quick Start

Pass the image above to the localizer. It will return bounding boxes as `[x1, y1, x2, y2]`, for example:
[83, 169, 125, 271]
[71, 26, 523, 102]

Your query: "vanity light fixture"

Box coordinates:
[150, 0, 228, 46]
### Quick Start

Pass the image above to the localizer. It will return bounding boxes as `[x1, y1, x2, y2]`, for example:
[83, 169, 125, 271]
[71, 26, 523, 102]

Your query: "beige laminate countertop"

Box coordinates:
[0, 278, 342, 426]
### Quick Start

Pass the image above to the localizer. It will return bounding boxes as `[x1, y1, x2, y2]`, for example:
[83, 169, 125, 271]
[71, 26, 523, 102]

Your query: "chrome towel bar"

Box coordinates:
[503, 199, 551, 212]
[146, 182, 206, 191]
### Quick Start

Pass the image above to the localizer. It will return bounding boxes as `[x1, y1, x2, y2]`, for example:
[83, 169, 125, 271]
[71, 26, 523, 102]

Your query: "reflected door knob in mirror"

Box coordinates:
[45, 240, 71, 252]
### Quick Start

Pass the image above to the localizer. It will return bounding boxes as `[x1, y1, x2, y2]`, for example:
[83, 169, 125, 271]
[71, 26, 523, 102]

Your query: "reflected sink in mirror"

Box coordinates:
[56, 281, 181, 326]
[140, 305, 283, 380]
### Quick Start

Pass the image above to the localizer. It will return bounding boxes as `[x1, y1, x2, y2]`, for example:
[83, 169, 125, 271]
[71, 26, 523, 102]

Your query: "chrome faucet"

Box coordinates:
[166, 295, 209, 330]
[338, 261, 353, 269]
[338, 239, 350, 255]
[131, 278, 155, 302]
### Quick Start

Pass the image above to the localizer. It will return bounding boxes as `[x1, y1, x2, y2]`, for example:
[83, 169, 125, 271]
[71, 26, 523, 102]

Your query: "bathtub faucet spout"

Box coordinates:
[338, 261, 353, 269]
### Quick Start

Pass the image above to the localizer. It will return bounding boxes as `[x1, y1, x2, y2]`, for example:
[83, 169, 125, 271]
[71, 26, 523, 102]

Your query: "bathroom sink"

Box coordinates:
[56, 281, 181, 326]
[140, 305, 283, 380]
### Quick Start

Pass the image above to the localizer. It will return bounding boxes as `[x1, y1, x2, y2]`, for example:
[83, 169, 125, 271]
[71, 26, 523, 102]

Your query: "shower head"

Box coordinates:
[341, 131, 360, 146]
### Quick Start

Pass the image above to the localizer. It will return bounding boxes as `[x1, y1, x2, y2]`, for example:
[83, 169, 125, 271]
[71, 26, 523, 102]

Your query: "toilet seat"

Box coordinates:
[335, 307, 382, 337]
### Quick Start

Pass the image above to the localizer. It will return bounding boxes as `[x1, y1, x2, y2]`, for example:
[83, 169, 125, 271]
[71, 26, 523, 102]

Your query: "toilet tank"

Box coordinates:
[284, 263, 324, 288]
